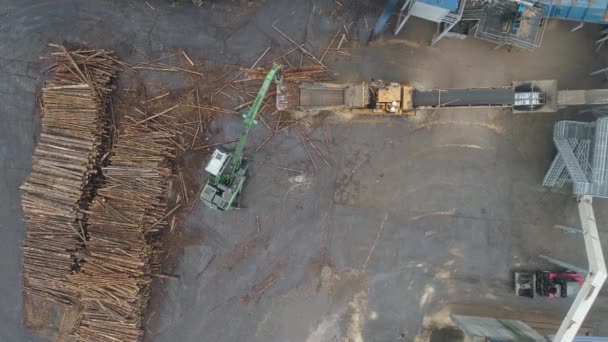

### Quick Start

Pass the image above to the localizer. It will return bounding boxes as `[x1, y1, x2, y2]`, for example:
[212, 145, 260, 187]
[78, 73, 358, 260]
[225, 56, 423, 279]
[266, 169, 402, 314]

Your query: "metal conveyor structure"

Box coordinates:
[284, 79, 608, 115]
[412, 87, 515, 108]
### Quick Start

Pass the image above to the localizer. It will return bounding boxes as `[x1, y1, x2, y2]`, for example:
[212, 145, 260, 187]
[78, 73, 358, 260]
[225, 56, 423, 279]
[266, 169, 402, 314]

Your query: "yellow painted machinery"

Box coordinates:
[278, 78, 608, 115]
[277, 80, 415, 115]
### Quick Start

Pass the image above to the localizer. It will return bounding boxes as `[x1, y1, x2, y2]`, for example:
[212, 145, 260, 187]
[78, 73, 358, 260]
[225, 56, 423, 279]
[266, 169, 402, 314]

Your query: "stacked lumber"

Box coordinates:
[21, 44, 118, 305]
[239, 65, 328, 82]
[44, 43, 119, 99]
[70, 123, 175, 342]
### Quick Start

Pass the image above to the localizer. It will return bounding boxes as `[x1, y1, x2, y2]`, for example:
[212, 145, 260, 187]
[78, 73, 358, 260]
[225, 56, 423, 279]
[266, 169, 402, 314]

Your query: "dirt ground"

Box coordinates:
[1, 1, 608, 341]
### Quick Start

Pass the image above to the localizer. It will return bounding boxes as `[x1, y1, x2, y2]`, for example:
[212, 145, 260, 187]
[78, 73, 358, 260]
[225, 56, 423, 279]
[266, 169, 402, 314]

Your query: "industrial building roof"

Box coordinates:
[475, 1, 548, 50]
[547, 0, 608, 23]
[419, 0, 459, 12]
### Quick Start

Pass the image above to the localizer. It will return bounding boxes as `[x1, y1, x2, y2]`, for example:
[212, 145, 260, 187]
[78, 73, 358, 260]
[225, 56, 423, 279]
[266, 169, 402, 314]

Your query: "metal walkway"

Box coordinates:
[412, 87, 515, 108]
[543, 118, 608, 198]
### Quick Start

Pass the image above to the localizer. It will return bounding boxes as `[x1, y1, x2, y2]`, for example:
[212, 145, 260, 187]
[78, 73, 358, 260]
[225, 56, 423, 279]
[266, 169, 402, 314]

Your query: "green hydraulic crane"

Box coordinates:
[200, 63, 283, 210]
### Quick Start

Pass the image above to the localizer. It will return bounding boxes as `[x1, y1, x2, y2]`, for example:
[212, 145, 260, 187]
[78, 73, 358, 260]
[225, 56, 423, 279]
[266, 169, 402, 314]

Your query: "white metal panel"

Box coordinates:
[553, 196, 607, 342]
[205, 149, 229, 176]
[410, 2, 449, 22]
[514, 92, 544, 106]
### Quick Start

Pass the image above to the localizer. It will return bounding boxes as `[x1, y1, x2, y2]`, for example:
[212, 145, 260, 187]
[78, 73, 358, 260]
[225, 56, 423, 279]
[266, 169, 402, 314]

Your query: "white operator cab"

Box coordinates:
[205, 149, 230, 177]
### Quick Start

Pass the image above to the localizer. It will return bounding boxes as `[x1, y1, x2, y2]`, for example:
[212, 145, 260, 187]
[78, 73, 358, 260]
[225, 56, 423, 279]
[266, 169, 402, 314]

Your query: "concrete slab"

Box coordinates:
[1, 1, 608, 341]
[558, 89, 608, 106]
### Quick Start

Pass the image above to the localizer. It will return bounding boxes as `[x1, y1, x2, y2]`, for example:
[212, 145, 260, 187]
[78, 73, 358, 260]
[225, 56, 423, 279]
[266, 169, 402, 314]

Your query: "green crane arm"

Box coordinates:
[222, 63, 282, 182]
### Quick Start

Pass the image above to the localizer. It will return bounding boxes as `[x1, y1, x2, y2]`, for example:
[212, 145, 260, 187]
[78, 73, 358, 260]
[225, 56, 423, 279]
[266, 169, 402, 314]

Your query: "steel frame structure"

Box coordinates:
[552, 196, 607, 342]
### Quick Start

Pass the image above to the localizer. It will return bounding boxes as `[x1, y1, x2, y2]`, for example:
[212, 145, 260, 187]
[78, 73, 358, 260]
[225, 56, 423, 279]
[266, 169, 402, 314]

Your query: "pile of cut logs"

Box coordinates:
[70, 123, 175, 342]
[43, 43, 120, 100]
[22, 43, 179, 342]
[21, 44, 118, 305]
[238, 65, 328, 82]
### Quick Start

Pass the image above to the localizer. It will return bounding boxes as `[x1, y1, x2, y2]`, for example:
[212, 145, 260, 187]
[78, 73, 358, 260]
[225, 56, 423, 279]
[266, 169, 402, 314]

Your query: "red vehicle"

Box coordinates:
[514, 271, 584, 298]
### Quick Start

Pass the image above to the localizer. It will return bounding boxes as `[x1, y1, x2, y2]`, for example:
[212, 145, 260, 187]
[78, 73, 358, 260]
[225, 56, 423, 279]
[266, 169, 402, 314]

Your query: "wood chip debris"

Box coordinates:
[208, 44, 336, 168]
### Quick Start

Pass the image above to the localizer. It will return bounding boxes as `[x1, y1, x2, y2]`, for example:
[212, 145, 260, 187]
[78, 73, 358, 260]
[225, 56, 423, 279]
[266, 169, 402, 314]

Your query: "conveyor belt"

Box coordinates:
[413, 87, 515, 108]
[300, 88, 345, 107]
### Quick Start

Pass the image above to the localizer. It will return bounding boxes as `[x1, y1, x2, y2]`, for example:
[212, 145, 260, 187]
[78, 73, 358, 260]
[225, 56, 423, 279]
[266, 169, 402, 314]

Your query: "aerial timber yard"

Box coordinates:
[3, 0, 608, 341]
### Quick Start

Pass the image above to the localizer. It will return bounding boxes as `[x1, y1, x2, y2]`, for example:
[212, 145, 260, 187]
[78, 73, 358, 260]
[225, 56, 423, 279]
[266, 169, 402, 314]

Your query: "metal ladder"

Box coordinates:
[461, 8, 484, 21]
[554, 137, 590, 184]
[543, 139, 591, 187]
[441, 12, 462, 25]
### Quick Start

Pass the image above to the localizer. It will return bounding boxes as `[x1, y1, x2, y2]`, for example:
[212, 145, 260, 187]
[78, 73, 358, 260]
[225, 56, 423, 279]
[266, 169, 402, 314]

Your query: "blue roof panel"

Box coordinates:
[551, 0, 607, 10]
[418, 0, 459, 11]
[547, 0, 608, 23]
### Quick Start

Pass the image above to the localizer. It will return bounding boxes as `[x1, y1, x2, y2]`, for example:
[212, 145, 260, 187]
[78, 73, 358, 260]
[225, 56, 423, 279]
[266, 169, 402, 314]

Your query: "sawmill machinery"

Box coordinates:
[276, 78, 608, 115]
[200, 63, 283, 210]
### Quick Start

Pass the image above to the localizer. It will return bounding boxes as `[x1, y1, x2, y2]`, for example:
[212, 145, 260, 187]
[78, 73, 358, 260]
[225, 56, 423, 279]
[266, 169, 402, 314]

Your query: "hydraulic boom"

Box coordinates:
[200, 63, 283, 210]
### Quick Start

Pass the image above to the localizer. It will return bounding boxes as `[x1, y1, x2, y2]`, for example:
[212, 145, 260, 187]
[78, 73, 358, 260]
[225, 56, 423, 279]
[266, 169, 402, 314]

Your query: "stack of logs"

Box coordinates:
[70, 123, 175, 342]
[238, 65, 328, 82]
[22, 43, 178, 342]
[20, 44, 118, 305]
[43, 43, 120, 98]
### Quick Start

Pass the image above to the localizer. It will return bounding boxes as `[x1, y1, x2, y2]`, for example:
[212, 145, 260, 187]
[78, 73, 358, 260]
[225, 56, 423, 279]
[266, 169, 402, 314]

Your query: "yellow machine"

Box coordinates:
[278, 80, 415, 115]
[373, 82, 414, 115]
[282, 78, 604, 115]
